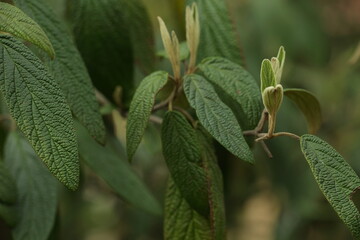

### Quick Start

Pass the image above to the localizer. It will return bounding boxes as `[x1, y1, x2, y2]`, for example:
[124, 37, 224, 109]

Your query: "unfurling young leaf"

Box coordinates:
[186, 0, 244, 65]
[14, 0, 106, 144]
[184, 74, 254, 163]
[77, 122, 161, 216]
[284, 88, 322, 134]
[0, 2, 55, 58]
[0, 35, 79, 190]
[262, 85, 284, 116]
[4, 131, 58, 240]
[127, 71, 168, 161]
[198, 57, 262, 129]
[300, 135, 360, 239]
[271, 46, 286, 84]
[158, 17, 181, 81]
[186, 3, 200, 72]
[161, 111, 209, 216]
[260, 59, 276, 93]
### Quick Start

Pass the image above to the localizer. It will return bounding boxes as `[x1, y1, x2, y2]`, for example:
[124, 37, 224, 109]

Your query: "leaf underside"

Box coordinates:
[284, 88, 322, 134]
[127, 71, 168, 161]
[4, 131, 58, 240]
[300, 134, 360, 239]
[184, 74, 253, 163]
[14, 0, 106, 144]
[0, 34, 79, 190]
[198, 57, 262, 129]
[0, 2, 54, 58]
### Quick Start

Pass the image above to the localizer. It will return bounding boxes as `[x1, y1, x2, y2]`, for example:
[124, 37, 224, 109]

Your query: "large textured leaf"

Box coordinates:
[284, 88, 322, 134]
[164, 178, 212, 240]
[71, 0, 134, 104]
[4, 131, 58, 240]
[76, 122, 161, 215]
[161, 111, 209, 216]
[300, 134, 360, 238]
[198, 57, 262, 129]
[118, 0, 155, 73]
[127, 71, 168, 161]
[196, 126, 226, 239]
[0, 2, 54, 58]
[0, 160, 17, 226]
[0, 35, 79, 190]
[14, 0, 106, 144]
[186, 0, 243, 65]
[184, 74, 254, 163]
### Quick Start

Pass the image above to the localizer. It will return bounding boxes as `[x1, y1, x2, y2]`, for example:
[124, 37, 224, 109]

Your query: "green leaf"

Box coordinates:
[300, 134, 360, 239]
[161, 111, 209, 216]
[0, 161, 16, 205]
[0, 34, 79, 190]
[186, 0, 243, 65]
[14, 0, 106, 144]
[76, 122, 161, 216]
[0, 2, 54, 58]
[164, 178, 212, 240]
[196, 126, 226, 239]
[198, 57, 262, 129]
[260, 59, 276, 93]
[118, 0, 155, 73]
[284, 88, 322, 134]
[127, 71, 168, 161]
[70, 0, 134, 104]
[184, 74, 254, 163]
[0, 160, 17, 226]
[4, 131, 58, 240]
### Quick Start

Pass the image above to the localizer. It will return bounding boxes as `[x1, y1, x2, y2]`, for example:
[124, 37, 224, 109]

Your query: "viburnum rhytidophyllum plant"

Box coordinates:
[126, 3, 360, 239]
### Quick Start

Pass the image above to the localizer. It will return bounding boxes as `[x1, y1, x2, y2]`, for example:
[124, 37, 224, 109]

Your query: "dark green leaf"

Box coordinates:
[198, 57, 262, 129]
[76, 122, 161, 216]
[300, 134, 360, 239]
[186, 0, 243, 65]
[0, 2, 54, 58]
[0, 161, 16, 205]
[164, 178, 212, 240]
[71, 0, 134, 104]
[260, 59, 276, 93]
[0, 160, 17, 226]
[127, 71, 168, 161]
[161, 111, 209, 216]
[4, 131, 58, 240]
[0, 35, 79, 190]
[14, 0, 106, 144]
[184, 74, 253, 163]
[196, 126, 226, 239]
[284, 88, 322, 134]
[118, 0, 155, 73]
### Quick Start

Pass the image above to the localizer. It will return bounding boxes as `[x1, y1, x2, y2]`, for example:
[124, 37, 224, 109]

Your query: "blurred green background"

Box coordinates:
[46, 0, 360, 239]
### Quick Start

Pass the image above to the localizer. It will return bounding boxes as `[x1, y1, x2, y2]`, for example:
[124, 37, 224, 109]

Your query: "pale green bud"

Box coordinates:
[262, 84, 284, 115]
